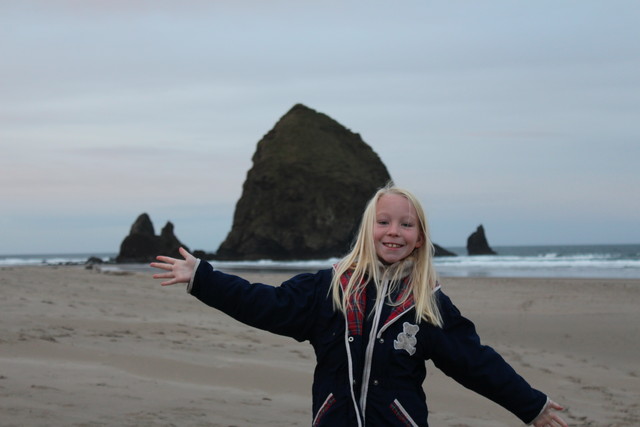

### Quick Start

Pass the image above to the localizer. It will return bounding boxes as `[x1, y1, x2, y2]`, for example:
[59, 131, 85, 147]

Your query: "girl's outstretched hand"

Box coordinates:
[150, 247, 197, 286]
[531, 400, 567, 427]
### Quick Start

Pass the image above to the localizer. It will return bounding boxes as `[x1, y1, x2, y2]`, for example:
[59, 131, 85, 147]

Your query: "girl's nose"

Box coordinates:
[387, 223, 400, 236]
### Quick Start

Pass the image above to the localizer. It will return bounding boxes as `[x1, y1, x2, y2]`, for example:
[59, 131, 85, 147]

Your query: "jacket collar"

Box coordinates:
[340, 261, 415, 337]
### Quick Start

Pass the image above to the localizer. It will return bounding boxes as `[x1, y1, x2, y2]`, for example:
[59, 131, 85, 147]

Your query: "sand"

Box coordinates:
[1, 265, 638, 426]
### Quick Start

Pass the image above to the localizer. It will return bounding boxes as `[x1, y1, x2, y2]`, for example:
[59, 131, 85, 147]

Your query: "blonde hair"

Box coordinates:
[330, 184, 442, 326]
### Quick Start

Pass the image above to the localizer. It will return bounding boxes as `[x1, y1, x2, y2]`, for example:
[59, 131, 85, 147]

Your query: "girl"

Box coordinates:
[151, 185, 567, 427]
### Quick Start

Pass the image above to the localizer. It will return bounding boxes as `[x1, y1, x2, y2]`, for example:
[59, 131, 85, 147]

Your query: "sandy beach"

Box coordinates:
[1, 265, 638, 426]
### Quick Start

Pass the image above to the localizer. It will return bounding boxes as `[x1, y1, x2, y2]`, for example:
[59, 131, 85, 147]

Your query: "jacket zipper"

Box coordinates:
[345, 317, 364, 426]
[358, 279, 389, 423]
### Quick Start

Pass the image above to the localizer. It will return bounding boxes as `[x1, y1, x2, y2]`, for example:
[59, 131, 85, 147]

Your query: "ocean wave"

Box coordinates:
[0, 254, 113, 267]
[2, 245, 639, 279]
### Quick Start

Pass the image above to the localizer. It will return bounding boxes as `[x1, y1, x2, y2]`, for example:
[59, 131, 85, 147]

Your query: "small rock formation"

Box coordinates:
[434, 244, 457, 257]
[84, 256, 104, 270]
[216, 104, 392, 260]
[85, 256, 104, 265]
[116, 213, 188, 262]
[466, 225, 497, 255]
[192, 249, 216, 260]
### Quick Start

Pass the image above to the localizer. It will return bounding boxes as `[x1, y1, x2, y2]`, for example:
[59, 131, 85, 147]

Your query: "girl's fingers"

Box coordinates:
[548, 400, 563, 411]
[554, 415, 568, 427]
[178, 247, 192, 259]
[150, 262, 172, 271]
[151, 250, 192, 286]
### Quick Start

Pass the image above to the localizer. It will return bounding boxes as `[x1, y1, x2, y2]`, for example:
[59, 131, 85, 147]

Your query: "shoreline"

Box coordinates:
[1, 265, 639, 426]
[14, 260, 636, 281]
[3, 242, 640, 280]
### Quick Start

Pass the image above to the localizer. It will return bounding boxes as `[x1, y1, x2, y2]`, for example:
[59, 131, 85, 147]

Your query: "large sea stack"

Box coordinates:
[466, 224, 497, 255]
[116, 213, 188, 263]
[216, 104, 392, 260]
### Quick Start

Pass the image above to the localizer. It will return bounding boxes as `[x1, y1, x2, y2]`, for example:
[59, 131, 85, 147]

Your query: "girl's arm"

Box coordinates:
[151, 247, 326, 342]
[428, 290, 567, 426]
[187, 261, 326, 341]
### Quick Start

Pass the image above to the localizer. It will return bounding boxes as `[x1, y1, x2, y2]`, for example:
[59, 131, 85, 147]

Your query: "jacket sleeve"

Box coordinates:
[427, 290, 547, 424]
[188, 261, 328, 342]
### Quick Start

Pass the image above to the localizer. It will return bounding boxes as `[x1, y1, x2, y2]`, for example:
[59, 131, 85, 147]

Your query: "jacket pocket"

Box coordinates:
[312, 393, 336, 427]
[390, 398, 419, 427]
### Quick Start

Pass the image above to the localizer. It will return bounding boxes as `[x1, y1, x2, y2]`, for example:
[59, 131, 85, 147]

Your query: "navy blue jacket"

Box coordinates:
[189, 262, 547, 426]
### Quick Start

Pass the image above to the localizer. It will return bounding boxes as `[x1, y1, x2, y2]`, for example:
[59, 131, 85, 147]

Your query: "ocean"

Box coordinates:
[1, 244, 639, 279]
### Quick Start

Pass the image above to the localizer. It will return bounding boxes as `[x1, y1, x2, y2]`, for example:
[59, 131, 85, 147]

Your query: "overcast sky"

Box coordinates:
[2, 1, 639, 255]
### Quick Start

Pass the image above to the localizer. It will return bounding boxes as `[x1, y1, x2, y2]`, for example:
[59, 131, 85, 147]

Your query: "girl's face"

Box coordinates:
[373, 193, 424, 264]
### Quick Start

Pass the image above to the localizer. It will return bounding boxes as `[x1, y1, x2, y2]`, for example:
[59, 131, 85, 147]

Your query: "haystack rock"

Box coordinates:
[116, 213, 188, 262]
[216, 104, 392, 260]
[466, 224, 497, 255]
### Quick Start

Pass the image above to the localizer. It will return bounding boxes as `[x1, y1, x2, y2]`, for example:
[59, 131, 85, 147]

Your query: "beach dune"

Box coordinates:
[1, 265, 638, 426]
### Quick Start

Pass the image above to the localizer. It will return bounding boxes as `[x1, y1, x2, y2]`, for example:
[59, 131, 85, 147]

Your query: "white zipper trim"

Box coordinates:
[393, 399, 419, 427]
[358, 279, 389, 423]
[377, 283, 440, 338]
[345, 315, 363, 427]
[376, 304, 414, 339]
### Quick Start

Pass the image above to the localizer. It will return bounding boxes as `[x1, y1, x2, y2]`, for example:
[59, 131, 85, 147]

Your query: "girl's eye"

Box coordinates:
[377, 220, 388, 225]
[402, 222, 413, 228]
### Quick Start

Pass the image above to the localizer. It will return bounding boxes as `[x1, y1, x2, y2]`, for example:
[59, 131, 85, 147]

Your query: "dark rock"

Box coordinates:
[193, 249, 216, 260]
[434, 244, 457, 257]
[84, 256, 104, 269]
[466, 225, 497, 255]
[216, 104, 392, 260]
[130, 213, 155, 235]
[85, 256, 104, 265]
[158, 222, 184, 256]
[116, 213, 189, 263]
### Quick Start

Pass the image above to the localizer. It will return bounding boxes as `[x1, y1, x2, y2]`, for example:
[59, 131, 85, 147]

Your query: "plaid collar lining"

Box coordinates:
[340, 271, 414, 337]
